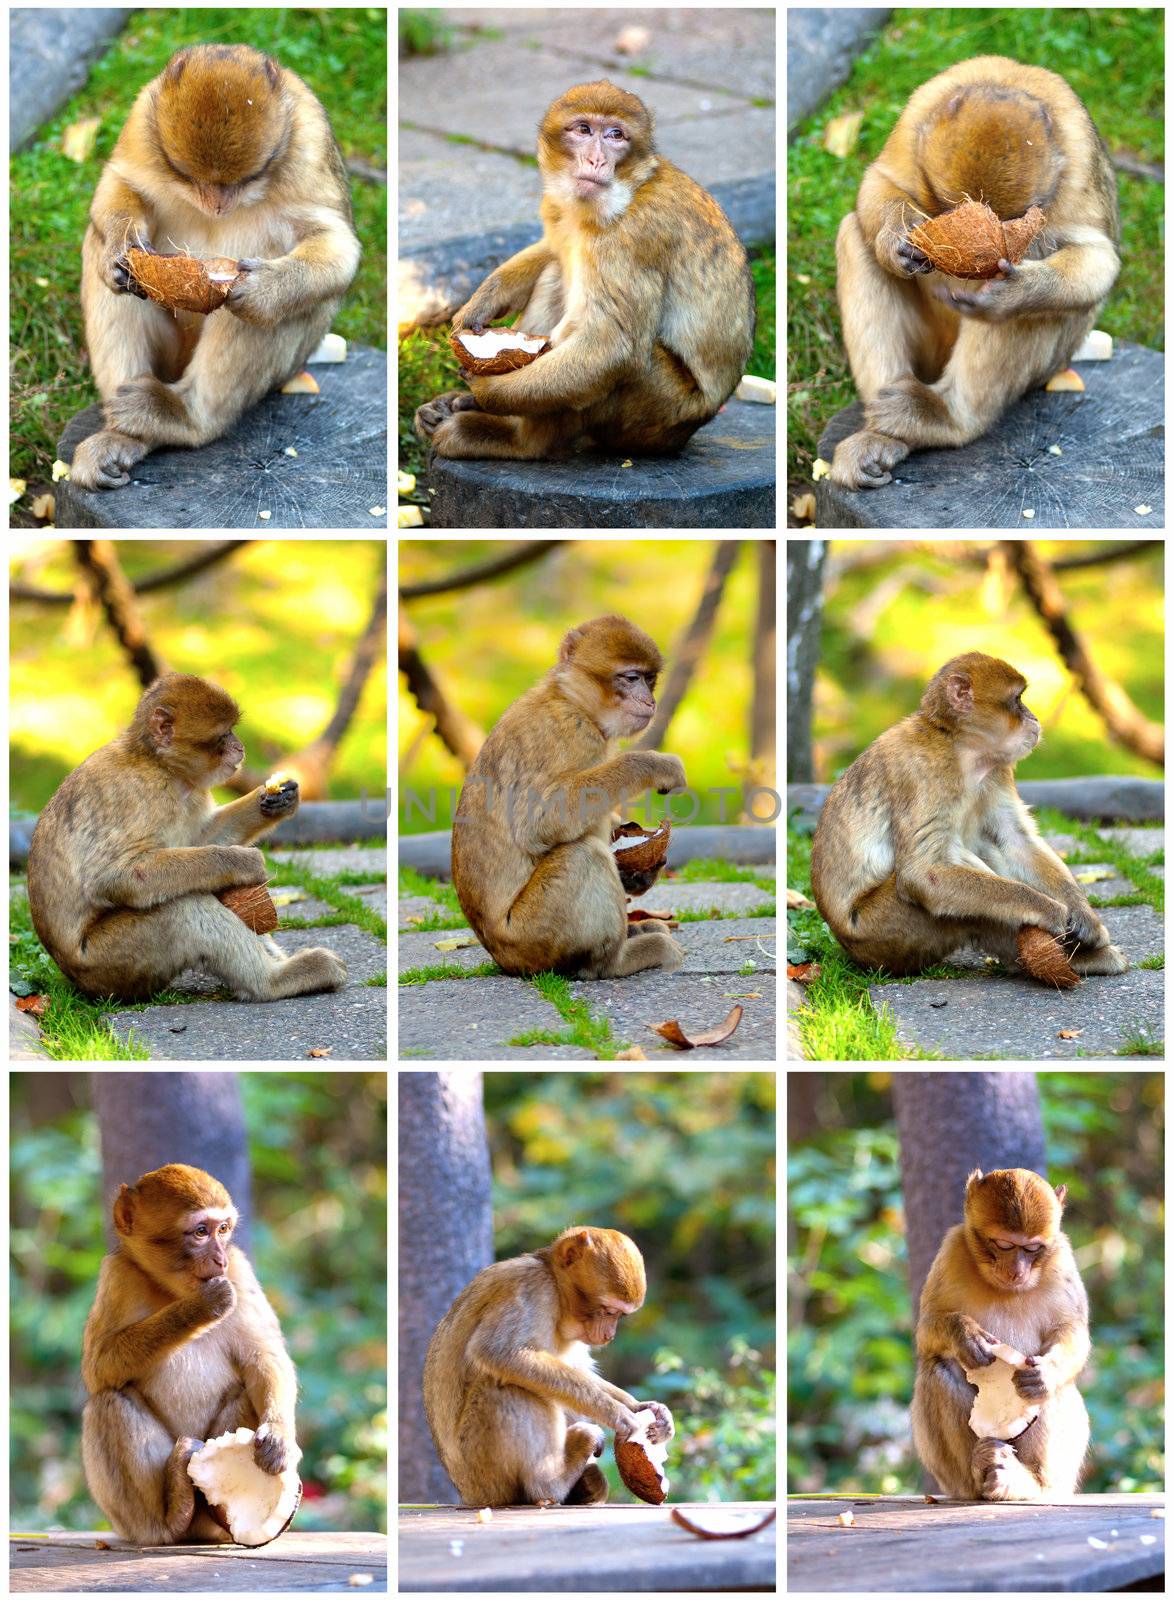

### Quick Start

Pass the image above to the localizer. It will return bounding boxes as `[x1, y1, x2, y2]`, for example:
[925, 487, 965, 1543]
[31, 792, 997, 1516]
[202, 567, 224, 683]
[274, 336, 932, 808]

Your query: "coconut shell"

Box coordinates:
[450, 327, 551, 376]
[126, 250, 242, 313]
[217, 883, 279, 934]
[908, 201, 1046, 280]
[610, 821, 671, 893]
[1017, 926, 1080, 989]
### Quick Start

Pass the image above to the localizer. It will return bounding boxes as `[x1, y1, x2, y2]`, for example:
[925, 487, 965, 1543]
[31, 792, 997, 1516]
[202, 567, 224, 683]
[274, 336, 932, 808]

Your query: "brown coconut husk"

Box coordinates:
[908, 201, 1046, 280]
[126, 249, 243, 313]
[449, 327, 551, 376]
[217, 883, 279, 934]
[1017, 926, 1080, 989]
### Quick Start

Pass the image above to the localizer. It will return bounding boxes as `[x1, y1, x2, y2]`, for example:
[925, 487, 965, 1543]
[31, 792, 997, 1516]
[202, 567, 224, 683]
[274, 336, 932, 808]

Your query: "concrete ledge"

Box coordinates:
[425, 396, 776, 528]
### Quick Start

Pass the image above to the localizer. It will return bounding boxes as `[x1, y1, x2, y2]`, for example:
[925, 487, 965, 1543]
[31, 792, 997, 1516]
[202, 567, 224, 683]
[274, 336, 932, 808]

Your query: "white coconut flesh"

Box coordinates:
[456, 330, 546, 358]
[963, 1340, 1041, 1439]
[186, 1427, 300, 1546]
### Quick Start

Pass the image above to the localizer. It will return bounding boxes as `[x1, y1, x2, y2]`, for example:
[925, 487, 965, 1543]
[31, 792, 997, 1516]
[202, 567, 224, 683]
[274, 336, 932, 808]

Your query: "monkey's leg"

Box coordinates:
[827, 879, 978, 975]
[971, 1437, 1046, 1502]
[74, 898, 346, 1002]
[1009, 1387, 1089, 1496]
[831, 211, 958, 489]
[862, 310, 1087, 460]
[911, 1363, 978, 1497]
[522, 1419, 610, 1507]
[82, 1391, 228, 1544]
[102, 307, 330, 452]
[420, 401, 571, 461]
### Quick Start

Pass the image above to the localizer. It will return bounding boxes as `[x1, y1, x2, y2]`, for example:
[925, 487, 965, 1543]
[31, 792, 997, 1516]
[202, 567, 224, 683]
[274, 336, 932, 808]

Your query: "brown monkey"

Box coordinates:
[27, 673, 347, 1000]
[912, 1168, 1090, 1500]
[810, 653, 1127, 980]
[451, 615, 686, 978]
[831, 56, 1119, 489]
[415, 79, 754, 459]
[72, 44, 360, 490]
[424, 1226, 674, 1506]
[82, 1164, 300, 1543]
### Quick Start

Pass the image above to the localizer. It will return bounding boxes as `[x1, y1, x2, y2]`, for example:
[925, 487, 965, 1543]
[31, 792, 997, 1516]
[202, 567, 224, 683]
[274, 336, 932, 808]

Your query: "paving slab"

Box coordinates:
[398, 977, 596, 1059]
[567, 973, 777, 1059]
[106, 983, 386, 1061]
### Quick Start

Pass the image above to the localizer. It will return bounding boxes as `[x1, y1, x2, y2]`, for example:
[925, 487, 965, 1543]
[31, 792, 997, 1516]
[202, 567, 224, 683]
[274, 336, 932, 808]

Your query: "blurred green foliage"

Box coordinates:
[11, 540, 387, 810]
[813, 542, 1163, 783]
[483, 1072, 776, 1499]
[788, 1073, 1164, 1494]
[397, 540, 767, 834]
[10, 1072, 387, 1534]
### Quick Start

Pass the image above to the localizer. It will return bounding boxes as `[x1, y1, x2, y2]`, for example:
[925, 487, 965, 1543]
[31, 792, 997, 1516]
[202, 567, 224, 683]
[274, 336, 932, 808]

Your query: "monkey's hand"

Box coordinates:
[1012, 1355, 1052, 1402]
[952, 1316, 998, 1370]
[193, 1274, 237, 1320]
[224, 846, 269, 887]
[101, 237, 157, 298]
[1059, 903, 1110, 952]
[253, 1420, 298, 1475]
[650, 753, 687, 794]
[933, 261, 1049, 321]
[226, 258, 305, 327]
[259, 779, 300, 819]
[630, 1402, 674, 1444]
[893, 234, 933, 277]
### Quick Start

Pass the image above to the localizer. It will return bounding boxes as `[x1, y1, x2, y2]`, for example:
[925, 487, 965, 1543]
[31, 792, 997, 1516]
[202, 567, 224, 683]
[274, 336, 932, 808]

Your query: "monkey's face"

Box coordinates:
[600, 667, 658, 738]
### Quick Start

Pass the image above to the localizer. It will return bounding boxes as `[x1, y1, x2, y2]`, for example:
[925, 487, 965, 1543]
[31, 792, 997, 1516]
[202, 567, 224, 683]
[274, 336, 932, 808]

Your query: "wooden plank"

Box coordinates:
[787, 1495, 1164, 1592]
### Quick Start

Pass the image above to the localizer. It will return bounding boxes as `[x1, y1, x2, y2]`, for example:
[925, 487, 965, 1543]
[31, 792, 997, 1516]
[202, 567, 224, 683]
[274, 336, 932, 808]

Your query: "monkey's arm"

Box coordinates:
[977, 781, 1112, 948]
[455, 242, 557, 331]
[527, 751, 685, 850]
[226, 217, 361, 327]
[82, 1272, 235, 1391]
[199, 783, 299, 845]
[232, 1260, 302, 1471]
[86, 166, 155, 293]
[939, 234, 1120, 321]
[95, 845, 267, 907]
[470, 1337, 632, 1430]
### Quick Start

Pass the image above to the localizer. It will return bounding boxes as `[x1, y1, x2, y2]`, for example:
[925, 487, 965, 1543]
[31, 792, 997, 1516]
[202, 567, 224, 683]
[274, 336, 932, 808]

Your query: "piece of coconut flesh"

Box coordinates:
[964, 1340, 1041, 1439]
[620, 1408, 669, 1498]
[457, 330, 546, 359]
[186, 1427, 300, 1546]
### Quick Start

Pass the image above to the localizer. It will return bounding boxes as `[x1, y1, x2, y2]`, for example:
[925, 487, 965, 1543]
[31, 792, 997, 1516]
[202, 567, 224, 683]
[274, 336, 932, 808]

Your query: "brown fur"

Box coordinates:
[415, 81, 754, 459]
[809, 653, 1127, 979]
[27, 673, 347, 1000]
[912, 1168, 1090, 1500]
[423, 1227, 672, 1506]
[73, 44, 360, 490]
[81, 1164, 299, 1544]
[451, 616, 686, 978]
[831, 56, 1119, 489]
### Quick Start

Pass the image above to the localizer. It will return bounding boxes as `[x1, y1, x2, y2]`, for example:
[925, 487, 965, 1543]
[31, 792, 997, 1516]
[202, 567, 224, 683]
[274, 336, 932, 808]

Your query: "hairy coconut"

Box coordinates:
[217, 884, 279, 934]
[450, 327, 551, 376]
[908, 201, 1046, 279]
[1017, 925, 1080, 988]
[125, 250, 242, 313]
[615, 1408, 670, 1505]
[186, 1427, 301, 1546]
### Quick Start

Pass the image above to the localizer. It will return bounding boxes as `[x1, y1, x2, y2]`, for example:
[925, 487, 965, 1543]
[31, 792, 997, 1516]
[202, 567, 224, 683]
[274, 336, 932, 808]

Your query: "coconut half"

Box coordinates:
[964, 1341, 1041, 1440]
[186, 1427, 301, 1546]
[615, 1409, 670, 1504]
[449, 328, 551, 375]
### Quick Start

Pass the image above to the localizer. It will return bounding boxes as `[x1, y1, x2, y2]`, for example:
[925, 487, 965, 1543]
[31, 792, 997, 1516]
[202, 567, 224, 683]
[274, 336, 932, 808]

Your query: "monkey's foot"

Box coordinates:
[70, 428, 151, 490]
[414, 389, 480, 442]
[1068, 942, 1129, 976]
[829, 428, 910, 489]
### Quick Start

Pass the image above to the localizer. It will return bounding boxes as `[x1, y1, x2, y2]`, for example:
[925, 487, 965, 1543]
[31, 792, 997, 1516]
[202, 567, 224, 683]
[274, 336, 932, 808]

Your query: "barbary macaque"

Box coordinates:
[423, 1227, 674, 1506]
[831, 55, 1119, 488]
[912, 1168, 1091, 1500]
[415, 79, 754, 459]
[73, 44, 360, 489]
[82, 1164, 300, 1543]
[27, 673, 347, 1000]
[810, 652, 1127, 982]
[451, 615, 687, 978]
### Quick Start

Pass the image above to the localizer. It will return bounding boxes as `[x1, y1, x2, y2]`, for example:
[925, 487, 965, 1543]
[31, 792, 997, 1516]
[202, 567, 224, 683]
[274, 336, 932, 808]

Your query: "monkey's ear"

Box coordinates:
[1053, 1184, 1068, 1207]
[965, 1167, 984, 1187]
[113, 1183, 136, 1234]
